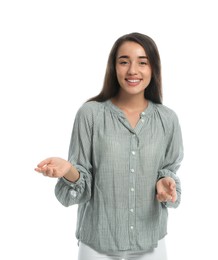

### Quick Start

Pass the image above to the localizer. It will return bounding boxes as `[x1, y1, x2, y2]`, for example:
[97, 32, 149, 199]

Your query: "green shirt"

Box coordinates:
[55, 99, 183, 253]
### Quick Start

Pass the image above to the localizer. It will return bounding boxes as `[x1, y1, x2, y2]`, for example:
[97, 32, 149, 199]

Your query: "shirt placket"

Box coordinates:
[129, 131, 137, 247]
[128, 112, 146, 247]
[118, 111, 146, 248]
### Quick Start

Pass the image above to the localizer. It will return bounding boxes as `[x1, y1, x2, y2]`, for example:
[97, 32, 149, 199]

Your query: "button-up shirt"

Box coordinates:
[55, 99, 183, 253]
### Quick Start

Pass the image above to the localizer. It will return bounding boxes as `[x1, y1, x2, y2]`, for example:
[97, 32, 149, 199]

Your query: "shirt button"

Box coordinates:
[131, 188, 134, 192]
[141, 112, 145, 116]
[130, 226, 134, 230]
[130, 169, 135, 173]
[131, 151, 136, 155]
[70, 190, 77, 198]
[130, 208, 134, 212]
[132, 134, 136, 137]
[141, 119, 145, 123]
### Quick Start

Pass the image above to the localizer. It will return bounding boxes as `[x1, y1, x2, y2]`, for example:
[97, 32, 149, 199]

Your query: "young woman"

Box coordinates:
[35, 32, 183, 260]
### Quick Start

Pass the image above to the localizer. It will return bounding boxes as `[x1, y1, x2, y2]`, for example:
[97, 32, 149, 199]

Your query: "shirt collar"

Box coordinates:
[105, 99, 154, 119]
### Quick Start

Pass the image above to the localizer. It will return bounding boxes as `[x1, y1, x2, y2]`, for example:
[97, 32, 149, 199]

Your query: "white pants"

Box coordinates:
[78, 239, 167, 260]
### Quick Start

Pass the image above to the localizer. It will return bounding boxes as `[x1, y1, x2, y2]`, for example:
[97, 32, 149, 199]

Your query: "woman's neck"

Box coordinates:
[111, 94, 148, 113]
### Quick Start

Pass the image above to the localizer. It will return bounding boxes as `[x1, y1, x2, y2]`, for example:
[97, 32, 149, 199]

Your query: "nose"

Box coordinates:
[128, 62, 137, 75]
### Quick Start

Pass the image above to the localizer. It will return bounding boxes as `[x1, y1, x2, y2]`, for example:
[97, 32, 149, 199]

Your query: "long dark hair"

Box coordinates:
[87, 32, 162, 104]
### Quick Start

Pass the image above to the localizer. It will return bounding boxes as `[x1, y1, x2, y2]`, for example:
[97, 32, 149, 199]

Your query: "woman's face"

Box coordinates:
[115, 41, 152, 98]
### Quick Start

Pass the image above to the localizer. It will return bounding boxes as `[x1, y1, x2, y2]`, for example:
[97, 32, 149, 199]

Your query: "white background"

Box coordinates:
[0, 0, 218, 259]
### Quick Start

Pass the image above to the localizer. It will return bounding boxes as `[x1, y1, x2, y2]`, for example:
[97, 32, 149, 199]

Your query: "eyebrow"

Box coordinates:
[118, 55, 148, 59]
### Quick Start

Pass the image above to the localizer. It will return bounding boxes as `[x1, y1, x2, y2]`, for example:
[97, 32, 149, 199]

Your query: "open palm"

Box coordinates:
[35, 157, 72, 178]
[156, 177, 177, 203]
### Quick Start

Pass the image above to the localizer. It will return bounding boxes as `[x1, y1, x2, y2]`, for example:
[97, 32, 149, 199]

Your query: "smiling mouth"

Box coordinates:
[125, 79, 142, 86]
[126, 79, 141, 83]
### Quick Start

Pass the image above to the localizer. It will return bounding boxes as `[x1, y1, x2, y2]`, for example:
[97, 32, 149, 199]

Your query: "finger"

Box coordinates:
[34, 167, 42, 173]
[167, 177, 175, 188]
[168, 183, 176, 196]
[156, 194, 162, 202]
[35, 166, 53, 177]
[52, 168, 58, 177]
[171, 190, 177, 202]
[45, 167, 54, 177]
[34, 166, 47, 174]
[37, 158, 52, 168]
[42, 169, 50, 177]
[157, 192, 174, 202]
[170, 182, 176, 191]
[171, 196, 176, 203]
[157, 192, 167, 202]
[48, 169, 59, 178]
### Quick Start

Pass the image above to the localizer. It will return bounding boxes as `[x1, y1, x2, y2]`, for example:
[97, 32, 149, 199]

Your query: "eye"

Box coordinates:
[119, 60, 128, 65]
[139, 61, 148, 65]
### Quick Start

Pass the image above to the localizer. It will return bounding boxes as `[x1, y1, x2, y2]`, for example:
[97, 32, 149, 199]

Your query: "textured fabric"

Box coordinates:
[55, 99, 183, 253]
[78, 238, 167, 260]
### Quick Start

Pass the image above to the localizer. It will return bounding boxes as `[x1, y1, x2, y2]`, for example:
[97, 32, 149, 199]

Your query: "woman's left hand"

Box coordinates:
[156, 177, 177, 203]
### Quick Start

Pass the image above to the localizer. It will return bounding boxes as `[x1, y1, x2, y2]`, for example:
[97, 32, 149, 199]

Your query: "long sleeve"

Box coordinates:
[157, 111, 184, 208]
[54, 103, 94, 207]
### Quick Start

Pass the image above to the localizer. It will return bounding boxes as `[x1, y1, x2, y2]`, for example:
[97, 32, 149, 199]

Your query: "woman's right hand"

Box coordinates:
[35, 157, 73, 178]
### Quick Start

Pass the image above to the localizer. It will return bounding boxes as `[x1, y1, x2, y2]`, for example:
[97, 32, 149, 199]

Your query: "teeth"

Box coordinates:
[127, 79, 140, 83]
